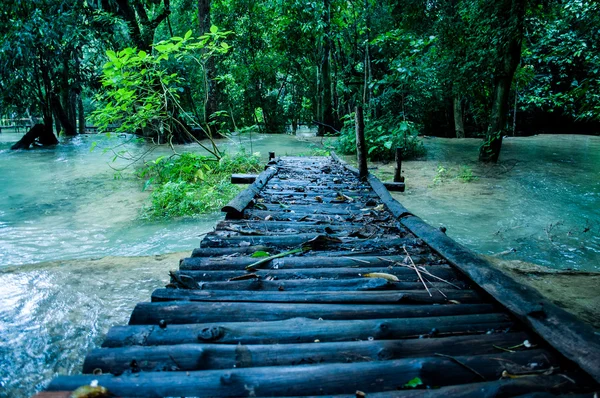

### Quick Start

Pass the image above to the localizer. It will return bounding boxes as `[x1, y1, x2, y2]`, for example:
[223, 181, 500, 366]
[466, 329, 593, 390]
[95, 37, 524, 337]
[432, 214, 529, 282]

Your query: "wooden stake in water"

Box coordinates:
[355, 106, 368, 180]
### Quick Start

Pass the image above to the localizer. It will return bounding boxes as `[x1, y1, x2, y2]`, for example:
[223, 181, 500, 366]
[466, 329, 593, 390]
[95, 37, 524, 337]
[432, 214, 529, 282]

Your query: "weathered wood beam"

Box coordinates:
[49, 350, 555, 397]
[384, 182, 406, 192]
[169, 276, 469, 291]
[230, 173, 258, 184]
[83, 332, 529, 374]
[200, 233, 419, 249]
[105, 314, 513, 347]
[151, 288, 482, 304]
[180, 254, 434, 270]
[399, 214, 600, 383]
[221, 165, 278, 219]
[128, 301, 498, 325]
[174, 265, 462, 283]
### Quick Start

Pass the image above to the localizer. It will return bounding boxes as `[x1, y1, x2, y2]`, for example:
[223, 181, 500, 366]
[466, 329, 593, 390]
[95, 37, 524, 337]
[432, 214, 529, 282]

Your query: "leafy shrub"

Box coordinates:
[432, 164, 477, 185]
[457, 165, 477, 183]
[335, 116, 425, 161]
[139, 151, 261, 218]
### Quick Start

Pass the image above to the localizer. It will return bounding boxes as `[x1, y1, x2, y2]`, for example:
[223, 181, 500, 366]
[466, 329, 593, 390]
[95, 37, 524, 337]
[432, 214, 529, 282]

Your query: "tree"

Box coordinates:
[478, 0, 526, 162]
[0, 0, 103, 137]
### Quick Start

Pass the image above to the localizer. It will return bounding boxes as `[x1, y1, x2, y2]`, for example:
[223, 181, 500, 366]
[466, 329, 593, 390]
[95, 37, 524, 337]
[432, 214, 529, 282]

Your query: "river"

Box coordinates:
[0, 132, 598, 397]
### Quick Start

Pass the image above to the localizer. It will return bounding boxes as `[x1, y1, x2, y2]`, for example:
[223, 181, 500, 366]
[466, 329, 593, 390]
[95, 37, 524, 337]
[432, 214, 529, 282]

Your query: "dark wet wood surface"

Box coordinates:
[44, 156, 599, 397]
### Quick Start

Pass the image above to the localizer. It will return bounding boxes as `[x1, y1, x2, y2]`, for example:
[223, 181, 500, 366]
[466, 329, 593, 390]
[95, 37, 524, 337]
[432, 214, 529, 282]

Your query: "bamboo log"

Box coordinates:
[50, 350, 553, 397]
[128, 302, 497, 325]
[83, 332, 529, 374]
[151, 288, 481, 304]
[222, 165, 278, 219]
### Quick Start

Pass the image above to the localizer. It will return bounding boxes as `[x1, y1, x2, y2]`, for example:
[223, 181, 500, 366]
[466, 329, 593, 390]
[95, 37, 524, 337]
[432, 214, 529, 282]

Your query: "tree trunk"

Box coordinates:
[453, 95, 465, 138]
[479, 0, 526, 162]
[51, 93, 77, 136]
[10, 123, 58, 150]
[197, 0, 218, 128]
[78, 93, 85, 134]
[318, 0, 334, 136]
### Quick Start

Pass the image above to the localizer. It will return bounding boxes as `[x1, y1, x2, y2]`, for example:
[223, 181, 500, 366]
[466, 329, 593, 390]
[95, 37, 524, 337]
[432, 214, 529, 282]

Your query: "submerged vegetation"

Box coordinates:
[138, 151, 261, 218]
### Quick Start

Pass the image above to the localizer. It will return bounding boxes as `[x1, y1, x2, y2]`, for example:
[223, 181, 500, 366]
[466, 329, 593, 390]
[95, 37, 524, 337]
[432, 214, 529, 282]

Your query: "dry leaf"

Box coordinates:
[363, 272, 399, 282]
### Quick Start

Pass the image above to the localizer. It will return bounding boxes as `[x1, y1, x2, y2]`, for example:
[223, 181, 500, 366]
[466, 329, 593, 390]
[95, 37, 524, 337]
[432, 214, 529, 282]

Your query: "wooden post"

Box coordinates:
[355, 106, 368, 180]
[394, 148, 404, 183]
[269, 152, 275, 161]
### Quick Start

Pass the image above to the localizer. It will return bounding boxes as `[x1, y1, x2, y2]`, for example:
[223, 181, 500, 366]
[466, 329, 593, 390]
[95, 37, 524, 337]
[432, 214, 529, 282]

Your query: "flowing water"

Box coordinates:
[0, 130, 319, 397]
[381, 135, 600, 271]
[0, 131, 598, 397]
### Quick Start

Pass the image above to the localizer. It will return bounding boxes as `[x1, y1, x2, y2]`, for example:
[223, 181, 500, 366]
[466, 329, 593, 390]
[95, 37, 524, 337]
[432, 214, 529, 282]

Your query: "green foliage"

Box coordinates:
[433, 164, 477, 185]
[139, 151, 261, 218]
[335, 116, 425, 161]
[403, 377, 424, 389]
[432, 165, 451, 185]
[457, 165, 477, 182]
[91, 28, 231, 145]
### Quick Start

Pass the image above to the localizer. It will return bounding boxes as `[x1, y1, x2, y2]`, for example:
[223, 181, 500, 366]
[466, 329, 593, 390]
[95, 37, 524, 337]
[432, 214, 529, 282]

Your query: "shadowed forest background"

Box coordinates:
[1, 0, 599, 160]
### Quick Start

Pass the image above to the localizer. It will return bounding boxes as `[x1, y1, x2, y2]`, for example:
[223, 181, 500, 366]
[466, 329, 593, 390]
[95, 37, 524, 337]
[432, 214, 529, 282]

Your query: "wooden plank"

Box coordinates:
[200, 233, 419, 249]
[83, 332, 529, 374]
[180, 254, 437, 270]
[175, 266, 463, 283]
[104, 314, 513, 346]
[190, 245, 271, 257]
[169, 277, 469, 291]
[128, 301, 498, 325]
[48, 350, 556, 397]
[305, 376, 594, 397]
[151, 288, 482, 304]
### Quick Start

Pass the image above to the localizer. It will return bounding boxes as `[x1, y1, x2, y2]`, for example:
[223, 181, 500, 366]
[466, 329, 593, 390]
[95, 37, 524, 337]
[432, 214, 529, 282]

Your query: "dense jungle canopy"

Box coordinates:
[1, 0, 599, 161]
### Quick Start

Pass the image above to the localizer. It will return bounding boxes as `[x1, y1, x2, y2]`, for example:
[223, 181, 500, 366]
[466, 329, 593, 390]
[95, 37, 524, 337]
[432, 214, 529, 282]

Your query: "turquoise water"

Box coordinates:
[0, 131, 320, 398]
[394, 135, 600, 271]
[0, 131, 598, 397]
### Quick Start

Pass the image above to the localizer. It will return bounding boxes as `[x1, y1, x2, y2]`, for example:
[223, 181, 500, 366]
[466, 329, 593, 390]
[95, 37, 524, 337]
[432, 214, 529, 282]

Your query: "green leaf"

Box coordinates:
[403, 377, 423, 389]
[251, 251, 271, 258]
[210, 25, 218, 34]
[184, 30, 193, 40]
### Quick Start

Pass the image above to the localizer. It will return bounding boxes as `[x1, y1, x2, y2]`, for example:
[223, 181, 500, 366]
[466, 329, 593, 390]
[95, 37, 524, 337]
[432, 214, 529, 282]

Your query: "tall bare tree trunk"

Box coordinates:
[318, 0, 334, 136]
[479, 0, 526, 162]
[198, 0, 218, 127]
[453, 95, 465, 138]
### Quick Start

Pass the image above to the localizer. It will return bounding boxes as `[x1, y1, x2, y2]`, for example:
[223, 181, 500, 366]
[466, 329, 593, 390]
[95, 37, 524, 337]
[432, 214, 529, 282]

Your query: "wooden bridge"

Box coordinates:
[43, 155, 599, 397]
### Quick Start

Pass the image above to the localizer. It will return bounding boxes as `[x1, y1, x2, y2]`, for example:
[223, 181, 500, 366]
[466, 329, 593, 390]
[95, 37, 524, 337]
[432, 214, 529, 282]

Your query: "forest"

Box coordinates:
[1, 0, 599, 163]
